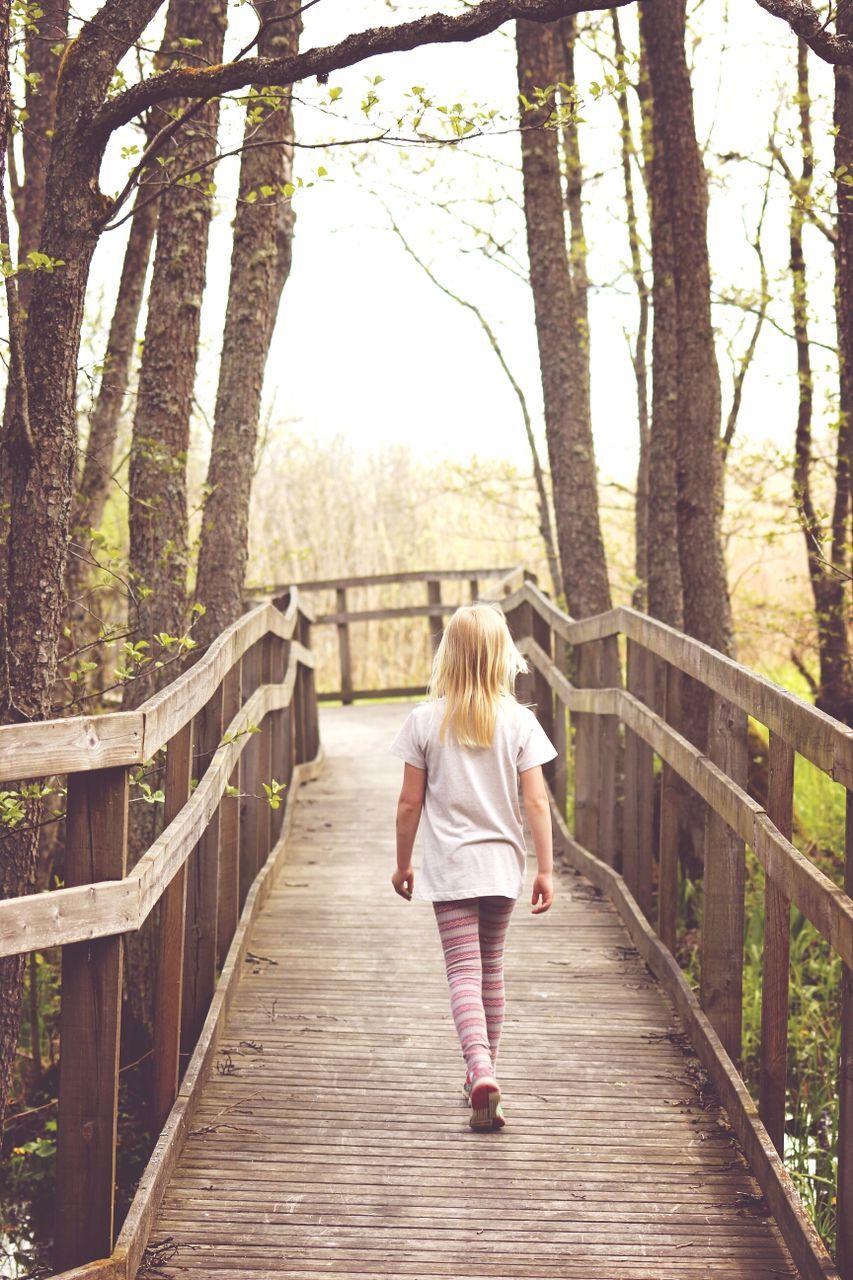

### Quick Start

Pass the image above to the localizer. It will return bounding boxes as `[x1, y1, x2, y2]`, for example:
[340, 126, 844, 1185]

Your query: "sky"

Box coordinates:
[79, 1, 841, 489]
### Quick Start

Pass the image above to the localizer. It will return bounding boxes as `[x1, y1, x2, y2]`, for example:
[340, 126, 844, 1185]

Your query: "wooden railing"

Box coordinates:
[5, 565, 851, 1280]
[497, 578, 852, 1280]
[260, 566, 851, 1280]
[276, 566, 527, 703]
[0, 589, 320, 1279]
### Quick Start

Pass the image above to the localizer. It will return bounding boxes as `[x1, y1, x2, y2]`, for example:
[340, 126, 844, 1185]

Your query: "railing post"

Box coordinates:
[552, 633, 568, 820]
[181, 681, 223, 1054]
[217, 662, 242, 968]
[505, 598, 535, 706]
[54, 766, 129, 1270]
[837, 785, 853, 1279]
[269, 630, 290, 845]
[700, 690, 748, 1068]
[427, 578, 443, 653]
[299, 608, 319, 761]
[657, 662, 683, 952]
[469, 577, 479, 602]
[255, 634, 274, 863]
[599, 635, 620, 868]
[759, 732, 794, 1156]
[239, 641, 262, 905]
[622, 637, 655, 918]
[152, 720, 192, 1131]
[572, 640, 599, 855]
[531, 606, 555, 791]
[336, 587, 353, 705]
[573, 637, 618, 865]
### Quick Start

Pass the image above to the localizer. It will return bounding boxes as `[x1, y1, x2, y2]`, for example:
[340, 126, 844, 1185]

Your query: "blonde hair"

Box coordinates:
[428, 603, 528, 748]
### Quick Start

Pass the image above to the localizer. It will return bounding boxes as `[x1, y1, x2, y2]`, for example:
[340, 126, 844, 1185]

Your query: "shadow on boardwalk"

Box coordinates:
[148, 703, 797, 1280]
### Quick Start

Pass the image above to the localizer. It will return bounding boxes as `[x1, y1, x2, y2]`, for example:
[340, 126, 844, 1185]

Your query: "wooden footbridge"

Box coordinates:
[2, 567, 852, 1280]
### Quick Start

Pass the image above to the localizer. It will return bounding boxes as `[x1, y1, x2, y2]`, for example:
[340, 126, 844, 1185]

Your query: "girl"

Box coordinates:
[390, 603, 557, 1132]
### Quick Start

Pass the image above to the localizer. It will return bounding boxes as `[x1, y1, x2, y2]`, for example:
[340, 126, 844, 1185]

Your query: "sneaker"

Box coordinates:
[462, 1072, 473, 1105]
[469, 1074, 503, 1132]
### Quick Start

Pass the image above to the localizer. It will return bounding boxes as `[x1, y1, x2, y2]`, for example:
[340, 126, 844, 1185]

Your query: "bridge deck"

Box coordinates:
[149, 703, 797, 1279]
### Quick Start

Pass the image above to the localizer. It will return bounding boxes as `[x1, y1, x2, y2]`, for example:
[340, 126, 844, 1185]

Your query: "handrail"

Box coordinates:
[0, 587, 321, 1276]
[509, 578, 853, 785]
[0, 643, 313, 958]
[0, 597, 306, 780]
[520, 634, 853, 967]
[294, 564, 528, 704]
[264, 565, 521, 592]
[5, 567, 850, 1280]
[497, 582, 850, 1280]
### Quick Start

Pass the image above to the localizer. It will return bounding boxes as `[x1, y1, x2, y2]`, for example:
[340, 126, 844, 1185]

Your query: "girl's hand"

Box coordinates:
[531, 872, 553, 914]
[392, 866, 414, 900]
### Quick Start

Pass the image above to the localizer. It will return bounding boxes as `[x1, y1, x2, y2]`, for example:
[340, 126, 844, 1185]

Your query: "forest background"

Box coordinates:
[0, 0, 851, 1275]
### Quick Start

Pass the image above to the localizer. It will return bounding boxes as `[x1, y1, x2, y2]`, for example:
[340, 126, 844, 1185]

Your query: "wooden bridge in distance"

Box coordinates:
[1, 566, 851, 1280]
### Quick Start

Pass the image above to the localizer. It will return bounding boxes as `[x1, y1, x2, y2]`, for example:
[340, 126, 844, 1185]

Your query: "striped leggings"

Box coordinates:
[432, 896, 515, 1081]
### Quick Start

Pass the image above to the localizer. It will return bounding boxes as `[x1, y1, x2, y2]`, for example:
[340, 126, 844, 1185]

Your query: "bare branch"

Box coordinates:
[381, 202, 562, 595]
[89, 0, 634, 142]
[753, 0, 853, 63]
[722, 167, 772, 453]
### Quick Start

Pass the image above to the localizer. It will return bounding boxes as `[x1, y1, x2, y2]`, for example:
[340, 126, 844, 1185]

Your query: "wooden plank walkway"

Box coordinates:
[147, 702, 798, 1280]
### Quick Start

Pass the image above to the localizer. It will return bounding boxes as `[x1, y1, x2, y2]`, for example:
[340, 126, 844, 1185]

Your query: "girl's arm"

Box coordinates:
[520, 764, 554, 914]
[393, 763, 426, 900]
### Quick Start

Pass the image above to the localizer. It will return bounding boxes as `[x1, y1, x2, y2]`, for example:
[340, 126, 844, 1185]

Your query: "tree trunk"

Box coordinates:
[66, 187, 157, 645]
[639, 0, 731, 661]
[637, 25, 682, 632]
[558, 14, 591, 393]
[0, 0, 26, 1153]
[120, 0, 228, 1050]
[516, 17, 611, 619]
[612, 9, 652, 613]
[125, 0, 229, 695]
[65, 14, 184, 666]
[779, 38, 853, 728]
[194, 0, 301, 646]
[0, 0, 146, 1145]
[1, 2, 70, 675]
[14, 2, 70, 311]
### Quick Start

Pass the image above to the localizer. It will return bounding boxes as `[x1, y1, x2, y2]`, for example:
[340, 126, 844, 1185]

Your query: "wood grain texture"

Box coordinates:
[334, 588, 353, 705]
[181, 683, 223, 1055]
[505, 581, 853, 786]
[143, 703, 800, 1280]
[140, 600, 299, 759]
[759, 732, 794, 1155]
[0, 654, 309, 960]
[623, 637, 655, 914]
[54, 768, 129, 1270]
[217, 663, 243, 968]
[153, 721, 193, 1132]
[0, 711, 144, 782]
[657, 662, 683, 952]
[701, 692, 749, 1069]
[0, 600, 306, 783]
[240, 643, 264, 907]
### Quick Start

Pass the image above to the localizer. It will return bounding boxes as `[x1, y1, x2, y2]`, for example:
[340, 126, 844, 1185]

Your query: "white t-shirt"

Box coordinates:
[389, 697, 557, 902]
